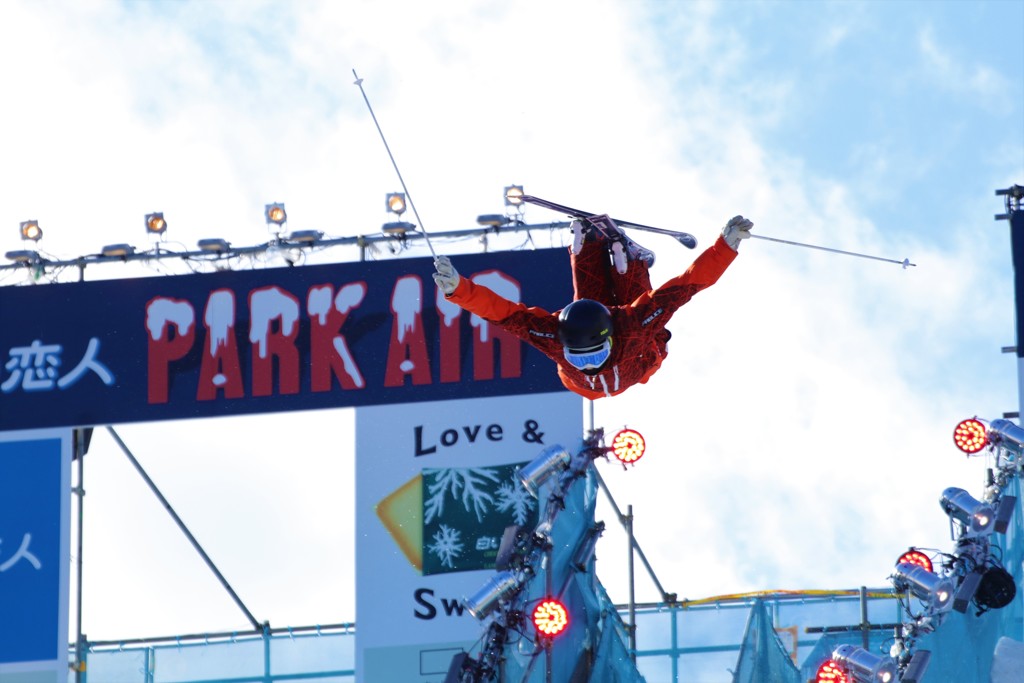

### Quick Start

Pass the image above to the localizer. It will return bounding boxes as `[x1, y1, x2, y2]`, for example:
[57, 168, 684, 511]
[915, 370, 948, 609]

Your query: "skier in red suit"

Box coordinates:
[433, 216, 753, 399]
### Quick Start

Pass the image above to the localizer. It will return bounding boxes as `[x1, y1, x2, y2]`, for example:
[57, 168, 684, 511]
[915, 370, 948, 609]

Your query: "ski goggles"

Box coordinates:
[563, 339, 612, 371]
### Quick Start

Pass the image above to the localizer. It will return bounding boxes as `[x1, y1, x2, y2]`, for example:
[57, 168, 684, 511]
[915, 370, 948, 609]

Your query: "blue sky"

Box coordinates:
[0, 0, 1022, 643]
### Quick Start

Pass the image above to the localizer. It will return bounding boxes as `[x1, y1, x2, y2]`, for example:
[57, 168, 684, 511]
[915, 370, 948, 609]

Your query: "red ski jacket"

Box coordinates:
[446, 235, 738, 399]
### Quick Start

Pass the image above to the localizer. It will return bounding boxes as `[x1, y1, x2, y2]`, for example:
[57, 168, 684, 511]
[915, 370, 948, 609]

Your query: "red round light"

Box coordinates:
[815, 659, 849, 683]
[896, 549, 933, 573]
[611, 428, 646, 464]
[953, 418, 988, 454]
[532, 598, 569, 637]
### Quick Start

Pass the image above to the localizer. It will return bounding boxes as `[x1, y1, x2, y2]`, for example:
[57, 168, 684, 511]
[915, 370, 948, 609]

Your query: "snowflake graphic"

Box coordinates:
[424, 467, 501, 524]
[495, 477, 536, 526]
[427, 524, 464, 569]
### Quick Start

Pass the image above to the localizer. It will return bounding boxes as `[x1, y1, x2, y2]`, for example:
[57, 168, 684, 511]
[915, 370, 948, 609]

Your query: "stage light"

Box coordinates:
[892, 563, 954, 612]
[101, 243, 135, 258]
[987, 418, 1024, 451]
[5, 249, 40, 263]
[814, 659, 849, 683]
[288, 229, 323, 243]
[953, 418, 988, 454]
[265, 202, 287, 226]
[831, 644, 897, 683]
[611, 428, 646, 465]
[198, 238, 231, 253]
[386, 192, 406, 216]
[993, 495, 1017, 534]
[975, 566, 1016, 612]
[464, 570, 520, 620]
[504, 185, 524, 207]
[532, 598, 569, 637]
[19, 220, 42, 242]
[144, 212, 167, 236]
[517, 445, 571, 497]
[896, 549, 933, 573]
[941, 487, 995, 536]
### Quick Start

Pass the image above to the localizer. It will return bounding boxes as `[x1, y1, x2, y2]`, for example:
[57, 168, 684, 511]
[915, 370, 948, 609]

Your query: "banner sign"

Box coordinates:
[0, 249, 571, 431]
[0, 430, 71, 683]
[355, 392, 583, 682]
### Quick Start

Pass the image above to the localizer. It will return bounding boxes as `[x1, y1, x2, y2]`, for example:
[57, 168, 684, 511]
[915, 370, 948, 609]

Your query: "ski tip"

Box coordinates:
[676, 234, 697, 249]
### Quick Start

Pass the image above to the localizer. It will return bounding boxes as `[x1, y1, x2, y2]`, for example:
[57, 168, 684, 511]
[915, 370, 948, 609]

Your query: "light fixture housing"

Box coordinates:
[891, 562, 954, 612]
[517, 445, 571, 497]
[288, 229, 323, 244]
[144, 212, 167, 236]
[504, 185, 524, 207]
[975, 565, 1017, 611]
[382, 220, 416, 235]
[20, 220, 42, 242]
[197, 238, 231, 253]
[611, 428, 646, 465]
[464, 570, 521, 620]
[987, 418, 1024, 452]
[941, 487, 995, 536]
[831, 644, 897, 683]
[532, 598, 569, 637]
[896, 549, 933, 573]
[101, 244, 135, 258]
[814, 658, 848, 683]
[265, 202, 287, 226]
[953, 418, 988, 454]
[5, 249, 40, 263]
[477, 214, 510, 227]
[386, 192, 407, 216]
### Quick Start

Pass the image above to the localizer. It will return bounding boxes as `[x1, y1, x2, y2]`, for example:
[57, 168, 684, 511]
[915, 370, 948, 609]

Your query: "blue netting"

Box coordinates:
[731, 599, 801, 683]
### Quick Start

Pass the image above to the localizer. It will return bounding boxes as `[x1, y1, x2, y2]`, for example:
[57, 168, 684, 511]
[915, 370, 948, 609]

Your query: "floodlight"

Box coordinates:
[386, 192, 406, 216]
[987, 418, 1024, 451]
[532, 598, 569, 637]
[900, 650, 932, 683]
[101, 243, 135, 258]
[288, 229, 323, 243]
[517, 445, 571, 497]
[611, 428, 646, 464]
[952, 569, 983, 613]
[464, 570, 521, 620]
[891, 562, 953, 612]
[831, 644, 897, 683]
[19, 220, 42, 242]
[975, 566, 1016, 611]
[504, 185, 524, 207]
[382, 220, 416, 235]
[814, 659, 848, 683]
[6, 249, 40, 263]
[896, 549, 933, 573]
[993, 495, 1017, 534]
[265, 202, 287, 226]
[198, 238, 231, 253]
[144, 212, 167, 236]
[941, 487, 995, 535]
[953, 418, 988, 454]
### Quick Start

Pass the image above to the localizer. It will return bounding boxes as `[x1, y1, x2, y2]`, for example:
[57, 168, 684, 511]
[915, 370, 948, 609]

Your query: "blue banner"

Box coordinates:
[0, 249, 572, 430]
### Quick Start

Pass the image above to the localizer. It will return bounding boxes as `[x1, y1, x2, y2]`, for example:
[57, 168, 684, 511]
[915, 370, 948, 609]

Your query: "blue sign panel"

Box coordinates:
[0, 431, 70, 676]
[0, 249, 572, 430]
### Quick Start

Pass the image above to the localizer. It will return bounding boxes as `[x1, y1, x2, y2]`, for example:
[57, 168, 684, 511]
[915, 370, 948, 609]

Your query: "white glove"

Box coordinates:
[722, 216, 753, 251]
[433, 255, 460, 295]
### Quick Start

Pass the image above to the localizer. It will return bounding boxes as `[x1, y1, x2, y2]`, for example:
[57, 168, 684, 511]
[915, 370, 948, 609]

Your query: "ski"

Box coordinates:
[519, 194, 698, 249]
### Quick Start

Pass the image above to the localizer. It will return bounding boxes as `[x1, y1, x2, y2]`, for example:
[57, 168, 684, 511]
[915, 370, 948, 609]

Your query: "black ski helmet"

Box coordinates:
[558, 299, 613, 351]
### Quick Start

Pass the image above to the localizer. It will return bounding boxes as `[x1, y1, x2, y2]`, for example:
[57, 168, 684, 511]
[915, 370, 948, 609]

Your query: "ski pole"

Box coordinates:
[750, 234, 916, 268]
[352, 69, 438, 259]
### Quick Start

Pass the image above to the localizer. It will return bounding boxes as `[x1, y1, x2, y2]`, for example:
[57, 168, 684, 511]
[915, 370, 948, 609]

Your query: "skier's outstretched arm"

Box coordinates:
[433, 255, 551, 324]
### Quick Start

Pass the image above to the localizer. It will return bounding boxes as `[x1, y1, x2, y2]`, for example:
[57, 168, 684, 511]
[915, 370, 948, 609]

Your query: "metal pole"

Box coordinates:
[73, 428, 86, 682]
[105, 427, 262, 631]
[860, 586, 869, 649]
[627, 504, 636, 662]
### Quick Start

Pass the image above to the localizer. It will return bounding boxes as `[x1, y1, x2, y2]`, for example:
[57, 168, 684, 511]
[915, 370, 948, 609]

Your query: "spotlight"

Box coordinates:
[198, 238, 231, 253]
[265, 202, 287, 226]
[101, 244, 135, 258]
[611, 428, 646, 465]
[891, 563, 954, 612]
[814, 658, 849, 683]
[19, 220, 42, 242]
[831, 644, 897, 683]
[5, 249, 40, 264]
[517, 445, 571, 497]
[144, 212, 167, 236]
[464, 570, 521, 620]
[288, 229, 323, 243]
[993, 495, 1017, 534]
[386, 192, 407, 216]
[941, 487, 995, 536]
[953, 418, 988, 454]
[975, 566, 1016, 612]
[987, 418, 1024, 451]
[532, 598, 569, 637]
[504, 185, 524, 207]
[896, 549, 933, 573]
